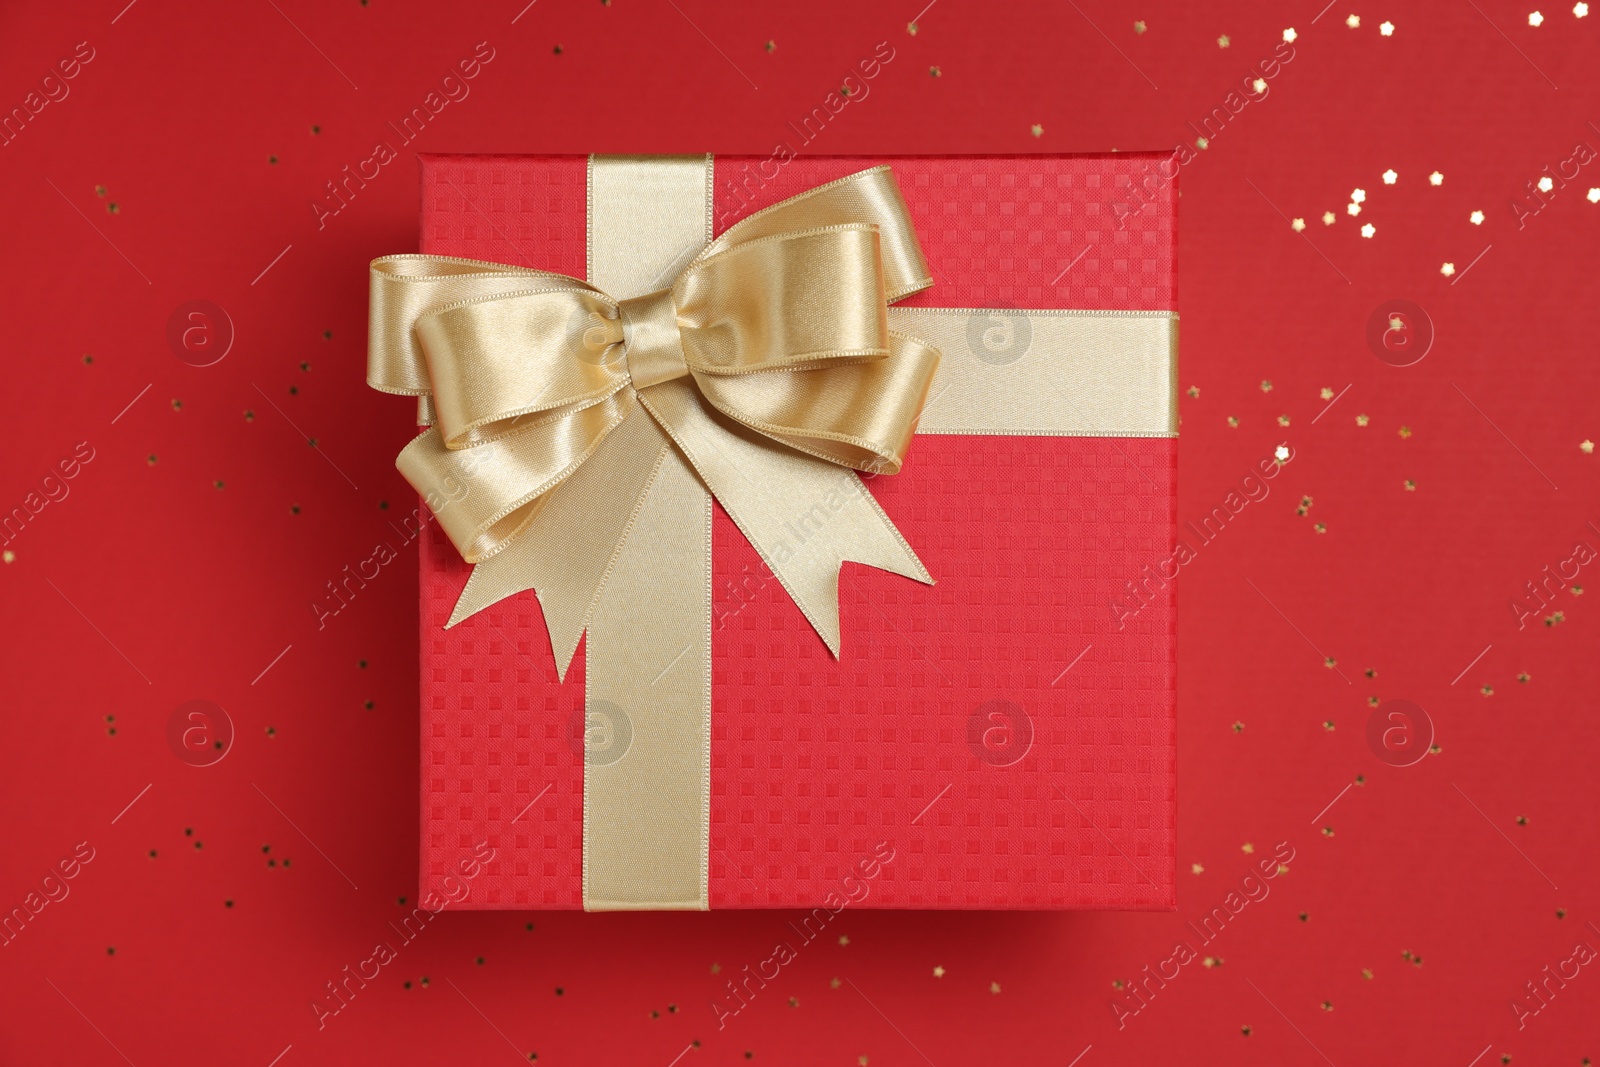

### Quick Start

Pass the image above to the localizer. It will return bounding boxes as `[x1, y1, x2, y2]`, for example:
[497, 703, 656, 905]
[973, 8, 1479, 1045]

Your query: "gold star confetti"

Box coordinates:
[1581, 440, 1594, 453]
[1588, 188, 1600, 202]
[711, 963, 721, 973]
[1292, 217, 1306, 232]
[1362, 968, 1374, 979]
[1578, 3, 1591, 15]
[1260, 379, 1274, 392]
[1322, 211, 1336, 225]
[1346, 13, 1361, 27]
[1233, 720, 1245, 731]
[838, 936, 849, 946]
[1538, 176, 1555, 193]
[989, 981, 1002, 994]
[2, 550, 13, 564]
[1218, 34, 1231, 47]
[1203, 956, 1222, 968]
[830, 977, 841, 988]
[1186, 385, 1200, 398]
[1440, 262, 1456, 277]
[1529, 10, 1544, 25]
[1283, 27, 1298, 41]
[1404, 479, 1417, 491]
[1380, 20, 1395, 34]
[1252, 77, 1267, 93]
[1398, 425, 1412, 438]
[1274, 444, 1291, 462]
[1347, 202, 1362, 216]
[1195, 137, 1209, 150]
[1470, 210, 1486, 224]
[933, 966, 946, 977]
[1517, 672, 1531, 683]
[1325, 657, 1337, 669]
[1277, 414, 1291, 426]
[1134, 20, 1147, 33]
[1031, 124, 1044, 137]
[1361, 223, 1375, 238]
[858, 1058, 868, 1067]
[1382, 169, 1398, 184]
[929, 65, 941, 77]
[1227, 415, 1239, 428]
[1430, 171, 1444, 185]
[1242, 842, 1255, 853]
[1314, 522, 1327, 533]
[907, 21, 919, 34]
[1191, 862, 1205, 875]
[1351, 188, 1367, 203]
[1320, 387, 1335, 400]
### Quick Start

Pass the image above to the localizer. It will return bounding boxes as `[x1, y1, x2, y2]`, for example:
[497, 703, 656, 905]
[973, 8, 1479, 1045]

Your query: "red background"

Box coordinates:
[2, 1, 1598, 1064]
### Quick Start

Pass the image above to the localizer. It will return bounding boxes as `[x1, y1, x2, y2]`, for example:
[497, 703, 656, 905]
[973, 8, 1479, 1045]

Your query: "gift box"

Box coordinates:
[387, 153, 1177, 910]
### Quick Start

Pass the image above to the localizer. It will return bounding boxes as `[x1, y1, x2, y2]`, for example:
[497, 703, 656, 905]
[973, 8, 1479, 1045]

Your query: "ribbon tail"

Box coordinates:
[638, 379, 932, 658]
[444, 403, 676, 681]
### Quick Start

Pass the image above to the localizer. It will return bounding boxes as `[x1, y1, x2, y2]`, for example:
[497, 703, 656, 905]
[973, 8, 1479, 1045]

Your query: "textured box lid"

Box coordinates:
[416, 154, 1176, 909]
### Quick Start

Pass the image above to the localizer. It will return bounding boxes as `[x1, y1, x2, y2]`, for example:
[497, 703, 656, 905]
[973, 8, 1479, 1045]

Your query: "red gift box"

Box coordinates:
[412, 153, 1176, 910]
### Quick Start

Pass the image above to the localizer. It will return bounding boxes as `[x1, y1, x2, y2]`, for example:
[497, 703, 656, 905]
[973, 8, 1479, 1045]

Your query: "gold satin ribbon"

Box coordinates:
[369, 164, 940, 674]
[369, 157, 1177, 910]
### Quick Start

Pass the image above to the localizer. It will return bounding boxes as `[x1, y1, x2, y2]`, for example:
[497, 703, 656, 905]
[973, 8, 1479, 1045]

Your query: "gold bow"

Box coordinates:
[368, 167, 940, 677]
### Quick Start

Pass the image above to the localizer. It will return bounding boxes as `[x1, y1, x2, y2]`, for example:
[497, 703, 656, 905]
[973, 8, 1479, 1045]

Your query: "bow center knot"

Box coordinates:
[617, 288, 690, 391]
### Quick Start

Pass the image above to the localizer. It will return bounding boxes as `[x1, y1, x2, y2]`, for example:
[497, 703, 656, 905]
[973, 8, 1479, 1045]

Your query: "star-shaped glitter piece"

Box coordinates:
[1191, 862, 1205, 875]
[1283, 27, 1298, 41]
[1260, 379, 1274, 392]
[1351, 188, 1367, 203]
[838, 935, 850, 945]
[1346, 13, 1361, 27]
[711, 963, 721, 973]
[1581, 439, 1595, 453]
[1382, 169, 1398, 184]
[1320, 387, 1335, 400]
[1361, 223, 1375, 238]
[1218, 34, 1231, 47]
[2, 550, 13, 564]
[1577, 3, 1591, 16]
[830, 977, 842, 988]
[1292, 217, 1306, 232]
[1242, 842, 1255, 853]
[1356, 414, 1370, 426]
[1322, 211, 1336, 225]
[1538, 176, 1555, 193]
[858, 1058, 869, 1067]
[1347, 202, 1362, 216]
[1470, 210, 1485, 224]
[1195, 137, 1209, 150]
[1134, 20, 1147, 33]
[1252, 77, 1267, 93]
[1031, 124, 1043, 137]
[1274, 445, 1291, 462]
[1588, 188, 1600, 202]
[1529, 10, 1545, 25]
[1430, 171, 1444, 185]
[1186, 385, 1200, 398]
[1398, 425, 1412, 438]
[933, 966, 946, 978]
[1380, 20, 1395, 34]
[1440, 262, 1456, 276]
[989, 981, 1002, 994]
